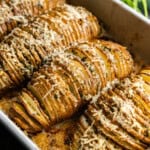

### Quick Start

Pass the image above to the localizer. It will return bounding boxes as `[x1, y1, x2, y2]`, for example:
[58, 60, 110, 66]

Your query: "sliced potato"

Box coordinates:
[18, 89, 50, 129]
[11, 102, 42, 133]
[87, 106, 146, 150]
[66, 46, 101, 92]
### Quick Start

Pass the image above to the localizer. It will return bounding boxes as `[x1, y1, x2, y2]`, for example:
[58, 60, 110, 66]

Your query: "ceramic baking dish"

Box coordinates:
[0, 0, 149, 149]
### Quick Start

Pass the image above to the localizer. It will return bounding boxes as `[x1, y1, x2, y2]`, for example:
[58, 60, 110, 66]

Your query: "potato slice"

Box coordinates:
[13, 38, 37, 69]
[99, 40, 133, 79]
[114, 88, 150, 126]
[117, 75, 150, 117]
[51, 62, 81, 101]
[53, 53, 94, 100]
[78, 42, 111, 88]
[91, 41, 115, 85]
[18, 89, 50, 129]
[11, 102, 42, 133]
[66, 46, 101, 93]
[42, 68, 80, 121]
[0, 69, 13, 93]
[71, 115, 123, 150]
[100, 91, 150, 144]
[87, 106, 146, 150]
[0, 47, 25, 84]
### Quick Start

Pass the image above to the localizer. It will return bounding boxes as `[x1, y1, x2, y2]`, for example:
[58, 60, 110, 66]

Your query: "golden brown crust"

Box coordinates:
[70, 67, 150, 150]
[0, 2, 149, 149]
[10, 102, 42, 133]
[4, 39, 133, 134]
[0, 4, 100, 94]
[97, 40, 133, 79]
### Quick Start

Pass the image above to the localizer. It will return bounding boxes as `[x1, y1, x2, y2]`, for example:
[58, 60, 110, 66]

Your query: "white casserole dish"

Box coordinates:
[0, 0, 149, 149]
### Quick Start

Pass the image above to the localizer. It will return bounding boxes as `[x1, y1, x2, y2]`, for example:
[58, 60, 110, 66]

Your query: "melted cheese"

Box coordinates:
[79, 117, 121, 150]
[9, 15, 28, 24]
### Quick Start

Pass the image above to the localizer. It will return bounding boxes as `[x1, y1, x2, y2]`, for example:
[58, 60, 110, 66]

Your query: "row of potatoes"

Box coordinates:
[0, 0, 149, 150]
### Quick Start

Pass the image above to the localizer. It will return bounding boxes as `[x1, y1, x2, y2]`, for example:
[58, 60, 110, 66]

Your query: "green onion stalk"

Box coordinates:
[121, 0, 149, 18]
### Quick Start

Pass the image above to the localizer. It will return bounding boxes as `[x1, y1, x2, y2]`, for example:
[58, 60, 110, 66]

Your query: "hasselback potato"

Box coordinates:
[0, 0, 65, 41]
[0, 4, 100, 94]
[0, 2, 149, 149]
[3, 39, 133, 133]
[70, 66, 150, 150]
